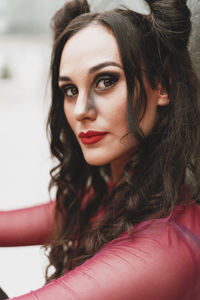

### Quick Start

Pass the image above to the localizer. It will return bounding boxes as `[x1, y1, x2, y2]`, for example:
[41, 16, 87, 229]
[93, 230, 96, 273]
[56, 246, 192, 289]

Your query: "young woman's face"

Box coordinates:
[59, 24, 160, 168]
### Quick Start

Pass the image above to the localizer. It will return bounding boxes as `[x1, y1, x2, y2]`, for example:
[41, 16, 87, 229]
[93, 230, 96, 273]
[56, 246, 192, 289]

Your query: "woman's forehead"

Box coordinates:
[59, 24, 122, 76]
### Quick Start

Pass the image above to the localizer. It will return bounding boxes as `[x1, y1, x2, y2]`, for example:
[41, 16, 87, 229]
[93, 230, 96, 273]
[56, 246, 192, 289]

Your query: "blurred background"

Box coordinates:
[0, 0, 66, 297]
[0, 0, 199, 298]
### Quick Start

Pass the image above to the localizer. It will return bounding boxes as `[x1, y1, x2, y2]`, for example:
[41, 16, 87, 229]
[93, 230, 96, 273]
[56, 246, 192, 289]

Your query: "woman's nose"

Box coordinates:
[74, 93, 97, 121]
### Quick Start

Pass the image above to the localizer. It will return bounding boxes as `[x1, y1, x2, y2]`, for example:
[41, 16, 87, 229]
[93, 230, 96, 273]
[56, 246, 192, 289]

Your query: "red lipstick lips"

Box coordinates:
[78, 130, 108, 145]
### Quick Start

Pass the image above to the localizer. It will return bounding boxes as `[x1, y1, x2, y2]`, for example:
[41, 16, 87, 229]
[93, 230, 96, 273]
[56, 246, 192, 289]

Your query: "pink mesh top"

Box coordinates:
[0, 200, 200, 299]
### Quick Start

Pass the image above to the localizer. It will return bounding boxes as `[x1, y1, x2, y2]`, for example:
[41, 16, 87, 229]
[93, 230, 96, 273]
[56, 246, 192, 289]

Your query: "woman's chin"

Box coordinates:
[84, 157, 109, 166]
[83, 153, 110, 166]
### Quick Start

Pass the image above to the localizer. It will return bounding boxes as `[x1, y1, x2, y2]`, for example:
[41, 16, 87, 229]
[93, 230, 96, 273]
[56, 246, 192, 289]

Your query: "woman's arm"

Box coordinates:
[9, 204, 200, 300]
[0, 201, 55, 246]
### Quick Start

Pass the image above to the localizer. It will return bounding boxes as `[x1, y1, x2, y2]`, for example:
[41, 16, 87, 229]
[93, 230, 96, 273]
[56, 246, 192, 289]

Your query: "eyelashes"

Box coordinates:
[59, 72, 120, 99]
[95, 73, 119, 91]
[60, 85, 78, 97]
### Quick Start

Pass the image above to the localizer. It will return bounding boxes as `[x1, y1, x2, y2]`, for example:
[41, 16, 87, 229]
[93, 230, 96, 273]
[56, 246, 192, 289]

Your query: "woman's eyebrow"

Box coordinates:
[88, 61, 123, 74]
[58, 61, 123, 82]
[58, 75, 71, 82]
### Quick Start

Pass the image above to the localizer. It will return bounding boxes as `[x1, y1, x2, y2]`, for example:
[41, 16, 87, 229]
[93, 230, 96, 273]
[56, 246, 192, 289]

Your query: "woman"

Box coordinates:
[0, 0, 200, 299]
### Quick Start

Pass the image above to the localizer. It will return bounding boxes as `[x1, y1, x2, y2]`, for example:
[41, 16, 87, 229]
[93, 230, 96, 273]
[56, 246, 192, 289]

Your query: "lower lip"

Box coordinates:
[80, 133, 107, 145]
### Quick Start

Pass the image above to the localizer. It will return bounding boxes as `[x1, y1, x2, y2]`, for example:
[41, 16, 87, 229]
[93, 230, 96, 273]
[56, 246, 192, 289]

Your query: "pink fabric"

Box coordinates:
[1, 201, 199, 299]
[0, 201, 55, 246]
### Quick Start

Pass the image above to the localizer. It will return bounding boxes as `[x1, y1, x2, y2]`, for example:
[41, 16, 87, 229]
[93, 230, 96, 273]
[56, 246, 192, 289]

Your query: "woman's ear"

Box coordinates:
[157, 84, 170, 106]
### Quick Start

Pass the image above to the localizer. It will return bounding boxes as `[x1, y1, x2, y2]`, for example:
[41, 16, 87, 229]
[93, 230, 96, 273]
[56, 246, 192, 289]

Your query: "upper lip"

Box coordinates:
[78, 130, 107, 138]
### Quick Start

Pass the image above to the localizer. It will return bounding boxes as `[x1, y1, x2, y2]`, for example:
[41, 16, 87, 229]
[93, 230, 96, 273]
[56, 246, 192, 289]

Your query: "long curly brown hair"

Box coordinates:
[45, 0, 200, 281]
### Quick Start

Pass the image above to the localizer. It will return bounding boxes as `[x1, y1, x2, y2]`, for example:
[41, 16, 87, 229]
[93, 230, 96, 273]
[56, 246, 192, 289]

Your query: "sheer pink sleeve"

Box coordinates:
[0, 201, 55, 246]
[9, 202, 200, 300]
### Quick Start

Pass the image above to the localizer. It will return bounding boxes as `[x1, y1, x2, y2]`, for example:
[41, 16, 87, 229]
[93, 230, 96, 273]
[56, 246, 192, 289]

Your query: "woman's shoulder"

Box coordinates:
[107, 200, 200, 253]
[92, 201, 200, 299]
[170, 200, 200, 239]
[66, 201, 200, 300]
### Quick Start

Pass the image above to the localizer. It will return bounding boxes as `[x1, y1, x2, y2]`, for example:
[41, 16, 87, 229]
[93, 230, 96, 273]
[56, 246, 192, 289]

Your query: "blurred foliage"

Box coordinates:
[0, 64, 12, 79]
[0, 0, 65, 35]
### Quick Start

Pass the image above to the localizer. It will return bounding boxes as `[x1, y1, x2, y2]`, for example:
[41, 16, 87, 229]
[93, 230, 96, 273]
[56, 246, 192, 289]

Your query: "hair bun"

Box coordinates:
[146, 0, 191, 50]
[51, 0, 90, 40]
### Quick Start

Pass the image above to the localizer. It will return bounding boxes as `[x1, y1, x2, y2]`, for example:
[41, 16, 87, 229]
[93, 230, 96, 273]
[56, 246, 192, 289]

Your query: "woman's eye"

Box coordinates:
[61, 85, 78, 98]
[96, 75, 119, 91]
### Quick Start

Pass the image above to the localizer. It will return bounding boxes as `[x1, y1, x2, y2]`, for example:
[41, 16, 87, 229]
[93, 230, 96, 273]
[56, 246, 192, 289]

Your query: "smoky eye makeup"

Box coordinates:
[58, 71, 120, 97]
[59, 84, 78, 98]
[93, 72, 120, 91]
